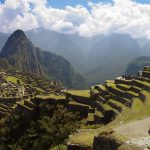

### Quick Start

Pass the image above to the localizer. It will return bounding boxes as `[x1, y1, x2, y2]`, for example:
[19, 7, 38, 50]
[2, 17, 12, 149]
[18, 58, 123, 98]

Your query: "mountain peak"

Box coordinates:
[0, 29, 28, 57]
[10, 29, 27, 41]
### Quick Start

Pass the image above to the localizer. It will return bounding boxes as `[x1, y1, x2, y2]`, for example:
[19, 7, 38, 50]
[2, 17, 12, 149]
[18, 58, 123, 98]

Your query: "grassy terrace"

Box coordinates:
[126, 91, 139, 97]
[36, 94, 65, 100]
[107, 90, 150, 129]
[108, 99, 127, 108]
[102, 103, 119, 114]
[69, 100, 92, 108]
[5, 76, 21, 84]
[131, 86, 142, 91]
[117, 84, 130, 90]
[95, 109, 104, 117]
[87, 113, 95, 121]
[68, 90, 90, 97]
[69, 90, 150, 148]
[135, 79, 150, 87]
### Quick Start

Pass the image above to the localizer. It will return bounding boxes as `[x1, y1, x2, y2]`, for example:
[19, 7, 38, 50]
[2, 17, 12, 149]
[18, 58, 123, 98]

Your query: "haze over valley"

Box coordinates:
[0, 29, 150, 86]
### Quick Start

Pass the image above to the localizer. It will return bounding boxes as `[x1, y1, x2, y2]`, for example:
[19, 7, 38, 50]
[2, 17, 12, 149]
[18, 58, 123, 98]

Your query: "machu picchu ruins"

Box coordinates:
[1, 9, 150, 149]
[1, 66, 150, 123]
[1, 65, 150, 150]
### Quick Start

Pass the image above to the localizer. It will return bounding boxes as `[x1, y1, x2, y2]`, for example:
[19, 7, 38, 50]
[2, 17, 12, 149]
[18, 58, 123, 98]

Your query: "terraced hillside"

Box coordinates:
[1, 66, 150, 125]
[67, 67, 150, 125]
[1, 66, 150, 149]
[68, 66, 150, 149]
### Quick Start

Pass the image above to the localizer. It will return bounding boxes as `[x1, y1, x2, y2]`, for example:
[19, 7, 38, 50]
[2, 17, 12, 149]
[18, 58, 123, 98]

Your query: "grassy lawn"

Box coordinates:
[68, 90, 90, 97]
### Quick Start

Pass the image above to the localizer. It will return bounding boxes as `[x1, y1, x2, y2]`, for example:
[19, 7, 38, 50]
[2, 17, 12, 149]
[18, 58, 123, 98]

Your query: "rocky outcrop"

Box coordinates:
[93, 131, 122, 150]
[67, 143, 92, 150]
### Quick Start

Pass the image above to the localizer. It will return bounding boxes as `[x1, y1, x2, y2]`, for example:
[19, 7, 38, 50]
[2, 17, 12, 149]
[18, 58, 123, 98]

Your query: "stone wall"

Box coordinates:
[96, 102, 105, 115]
[67, 144, 92, 150]
[133, 80, 150, 91]
[130, 86, 141, 93]
[107, 87, 125, 97]
[116, 84, 129, 91]
[109, 95, 132, 107]
[67, 104, 89, 118]
[115, 79, 132, 85]
[66, 93, 95, 107]
[31, 97, 57, 105]
[107, 102, 122, 113]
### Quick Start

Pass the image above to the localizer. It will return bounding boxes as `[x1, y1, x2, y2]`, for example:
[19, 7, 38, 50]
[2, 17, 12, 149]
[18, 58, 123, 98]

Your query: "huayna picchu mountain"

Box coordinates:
[0, 29, 85, 89]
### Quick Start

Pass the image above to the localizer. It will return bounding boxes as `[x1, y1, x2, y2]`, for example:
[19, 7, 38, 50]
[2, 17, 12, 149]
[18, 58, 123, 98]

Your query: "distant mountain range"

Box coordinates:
[0, 28, 150, 86]
[125, 56, 150, 75]
[0, 30, 85, 89]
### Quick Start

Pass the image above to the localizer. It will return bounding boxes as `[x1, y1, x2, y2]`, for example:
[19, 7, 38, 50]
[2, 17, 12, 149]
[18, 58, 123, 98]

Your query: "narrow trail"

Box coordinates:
[115, 117, 150, 149]
[115, 117, 150, 138]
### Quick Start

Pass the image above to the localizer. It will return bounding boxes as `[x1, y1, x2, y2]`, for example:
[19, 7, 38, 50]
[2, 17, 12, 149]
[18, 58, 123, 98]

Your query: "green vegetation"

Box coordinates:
[68, 90, 90, 97]
[36, 94, 65, 100]
[0, 29, 86, 89]
[6, 76, 21, 84]
[69, 131, 95, 148]
[110, 90, 150, 126]
[125, 56, 150, 75]
[87, 113, 95, 122]
[0, 104, 81, 150]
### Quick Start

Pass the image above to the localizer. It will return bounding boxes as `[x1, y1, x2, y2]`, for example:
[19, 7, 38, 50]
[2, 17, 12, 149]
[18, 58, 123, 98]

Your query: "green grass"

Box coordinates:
[36, 94, 65, 100]
[111, 86, 125, 93]
[95, 109, 104, 117]
[68, 90, 150, 148]
[87, 113, 95, 121]
[103, 103, 119, 114]
[50, 145, 67, 150]
[119, 84, 130, 88]
[108, 90, 150, 127]
[135, 79, 150, 87]
[126, 91, 139, 97]
[69, 101, 91, 108]
[68, 90, 90, 97]
[69, 131, 94, 148]
[6, 76, 20, 84]
[106, 82, 116, 87]
[131, 86, 142, 91]
[109, 99, 127, 108]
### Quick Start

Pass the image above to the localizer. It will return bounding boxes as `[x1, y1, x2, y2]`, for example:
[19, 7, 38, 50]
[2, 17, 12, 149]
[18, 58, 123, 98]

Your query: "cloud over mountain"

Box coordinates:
[0, 0, 150, 38]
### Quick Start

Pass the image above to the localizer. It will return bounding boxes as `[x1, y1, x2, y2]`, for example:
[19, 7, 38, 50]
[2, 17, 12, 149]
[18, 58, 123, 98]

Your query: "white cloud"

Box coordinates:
[0, 0, 150, 38]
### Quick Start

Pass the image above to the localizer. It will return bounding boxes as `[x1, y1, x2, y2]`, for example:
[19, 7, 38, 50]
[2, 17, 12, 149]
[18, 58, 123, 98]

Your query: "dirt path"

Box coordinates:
[115, 117, 150, 138]
[115, 117, 150, 149]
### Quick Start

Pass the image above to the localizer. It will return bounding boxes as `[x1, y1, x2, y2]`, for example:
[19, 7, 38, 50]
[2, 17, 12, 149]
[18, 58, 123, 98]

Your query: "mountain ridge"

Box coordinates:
[0, 29, 150, 85]
[0, 29, 86, 89]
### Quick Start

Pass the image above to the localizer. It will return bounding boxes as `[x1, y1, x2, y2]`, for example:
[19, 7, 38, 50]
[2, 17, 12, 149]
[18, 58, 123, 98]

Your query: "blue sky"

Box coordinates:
[47, 0, 150, 8]
[0, 0, 150, 8]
